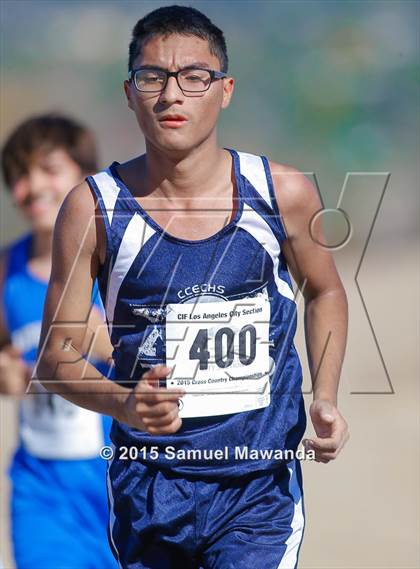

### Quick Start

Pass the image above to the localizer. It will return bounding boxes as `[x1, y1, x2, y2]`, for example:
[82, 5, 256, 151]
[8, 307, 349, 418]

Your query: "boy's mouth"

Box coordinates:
[158, 114, 188, 128]
[24, 195, 56, 215]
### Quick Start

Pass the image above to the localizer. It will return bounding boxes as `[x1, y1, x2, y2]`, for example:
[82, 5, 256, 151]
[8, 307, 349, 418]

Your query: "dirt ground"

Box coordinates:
[0, 244, 418, 568]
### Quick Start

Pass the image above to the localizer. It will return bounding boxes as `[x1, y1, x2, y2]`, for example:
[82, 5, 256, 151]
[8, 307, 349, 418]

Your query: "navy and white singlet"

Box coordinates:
[87, 148, 306, 477]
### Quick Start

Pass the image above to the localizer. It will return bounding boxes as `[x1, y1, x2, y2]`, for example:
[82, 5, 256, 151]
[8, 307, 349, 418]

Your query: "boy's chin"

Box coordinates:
[27, 215, 56, 233]
[155, 137, 198, 157]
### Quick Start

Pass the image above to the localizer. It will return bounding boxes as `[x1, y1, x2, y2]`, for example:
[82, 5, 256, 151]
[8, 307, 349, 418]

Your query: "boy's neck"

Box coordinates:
[30, 230, 54, 260]
[140, 136, 230, 200]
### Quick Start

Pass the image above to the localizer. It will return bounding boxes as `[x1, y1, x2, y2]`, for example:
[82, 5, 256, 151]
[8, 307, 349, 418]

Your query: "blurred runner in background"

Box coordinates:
[0, 114, 116, 569]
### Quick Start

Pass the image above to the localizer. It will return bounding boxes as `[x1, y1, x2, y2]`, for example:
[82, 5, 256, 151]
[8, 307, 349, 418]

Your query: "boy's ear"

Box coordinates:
[124, 80, 134, 110]
[221, 77, 234, 110]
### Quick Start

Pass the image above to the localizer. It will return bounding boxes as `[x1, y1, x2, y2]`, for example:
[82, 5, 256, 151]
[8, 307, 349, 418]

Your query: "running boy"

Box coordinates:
[36, 6, 349, 569]
[0, 114, 116, 568]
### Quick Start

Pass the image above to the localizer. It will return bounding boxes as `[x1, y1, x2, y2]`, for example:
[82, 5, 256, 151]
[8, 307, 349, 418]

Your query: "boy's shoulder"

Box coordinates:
[61, 180, 98, 218]
[234, 148, 304, 180]
[56, 181, 107, 263]
[53, 181, 99, 249]
[266, 159, 318, 217]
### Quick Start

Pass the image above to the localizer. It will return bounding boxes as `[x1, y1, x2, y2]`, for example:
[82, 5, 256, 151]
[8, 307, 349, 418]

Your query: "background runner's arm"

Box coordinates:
[0, 250, 12, 351]
[35, 181, 129, 420]
[269, 163, 348, 406]
[0, 250, 30, 395]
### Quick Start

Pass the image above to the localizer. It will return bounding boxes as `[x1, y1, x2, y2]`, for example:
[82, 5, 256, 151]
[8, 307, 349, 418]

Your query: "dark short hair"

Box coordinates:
[128, 5, 228, 73]
[1, 113, 99, 188]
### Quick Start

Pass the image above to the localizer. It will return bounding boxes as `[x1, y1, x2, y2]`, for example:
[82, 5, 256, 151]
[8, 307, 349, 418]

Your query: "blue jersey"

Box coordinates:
[2, 232, 112, 459]
[88, 148, 306, 477]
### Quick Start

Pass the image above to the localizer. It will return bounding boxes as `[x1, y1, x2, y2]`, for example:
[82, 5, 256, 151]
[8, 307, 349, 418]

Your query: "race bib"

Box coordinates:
[166, 294, 271, 418]
[20, 381, 103, 459]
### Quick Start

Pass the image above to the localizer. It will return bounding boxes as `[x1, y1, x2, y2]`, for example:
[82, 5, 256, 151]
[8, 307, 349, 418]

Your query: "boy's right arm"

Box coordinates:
[36, 182, 184, 434]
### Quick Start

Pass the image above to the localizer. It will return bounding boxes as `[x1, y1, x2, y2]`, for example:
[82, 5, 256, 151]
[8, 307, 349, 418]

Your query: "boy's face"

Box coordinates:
[124, 34, 234, 156]
[11, 149, 83, 231]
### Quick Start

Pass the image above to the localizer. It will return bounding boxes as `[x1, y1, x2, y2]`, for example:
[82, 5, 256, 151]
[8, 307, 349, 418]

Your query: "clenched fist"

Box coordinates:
[303, 399, 349, 463]
[122, 365, 185, 435]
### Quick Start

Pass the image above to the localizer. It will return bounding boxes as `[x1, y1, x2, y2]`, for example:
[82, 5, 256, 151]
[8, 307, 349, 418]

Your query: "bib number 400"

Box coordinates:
[189, 325, 257, 370]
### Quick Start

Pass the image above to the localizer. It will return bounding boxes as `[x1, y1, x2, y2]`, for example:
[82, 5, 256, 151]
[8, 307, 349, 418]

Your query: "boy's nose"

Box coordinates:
[27, 169, 50, 194]
[159, 76, 184, 105]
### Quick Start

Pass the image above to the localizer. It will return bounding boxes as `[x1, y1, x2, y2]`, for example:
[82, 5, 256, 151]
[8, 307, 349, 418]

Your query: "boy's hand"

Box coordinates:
[0, 344, 31, 396]
[303, 399, 349, 463]
[122, 365, 185, 435]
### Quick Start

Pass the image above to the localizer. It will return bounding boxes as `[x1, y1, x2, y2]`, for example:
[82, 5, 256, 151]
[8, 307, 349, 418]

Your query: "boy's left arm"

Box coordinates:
[270, 161, 349, 463]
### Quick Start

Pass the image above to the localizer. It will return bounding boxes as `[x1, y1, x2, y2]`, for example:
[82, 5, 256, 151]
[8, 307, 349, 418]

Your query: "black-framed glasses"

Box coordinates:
[128, 67, 227, 93]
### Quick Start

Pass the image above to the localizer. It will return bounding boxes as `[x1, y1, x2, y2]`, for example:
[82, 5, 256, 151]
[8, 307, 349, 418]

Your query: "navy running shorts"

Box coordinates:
[107, 457, 305, 569]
